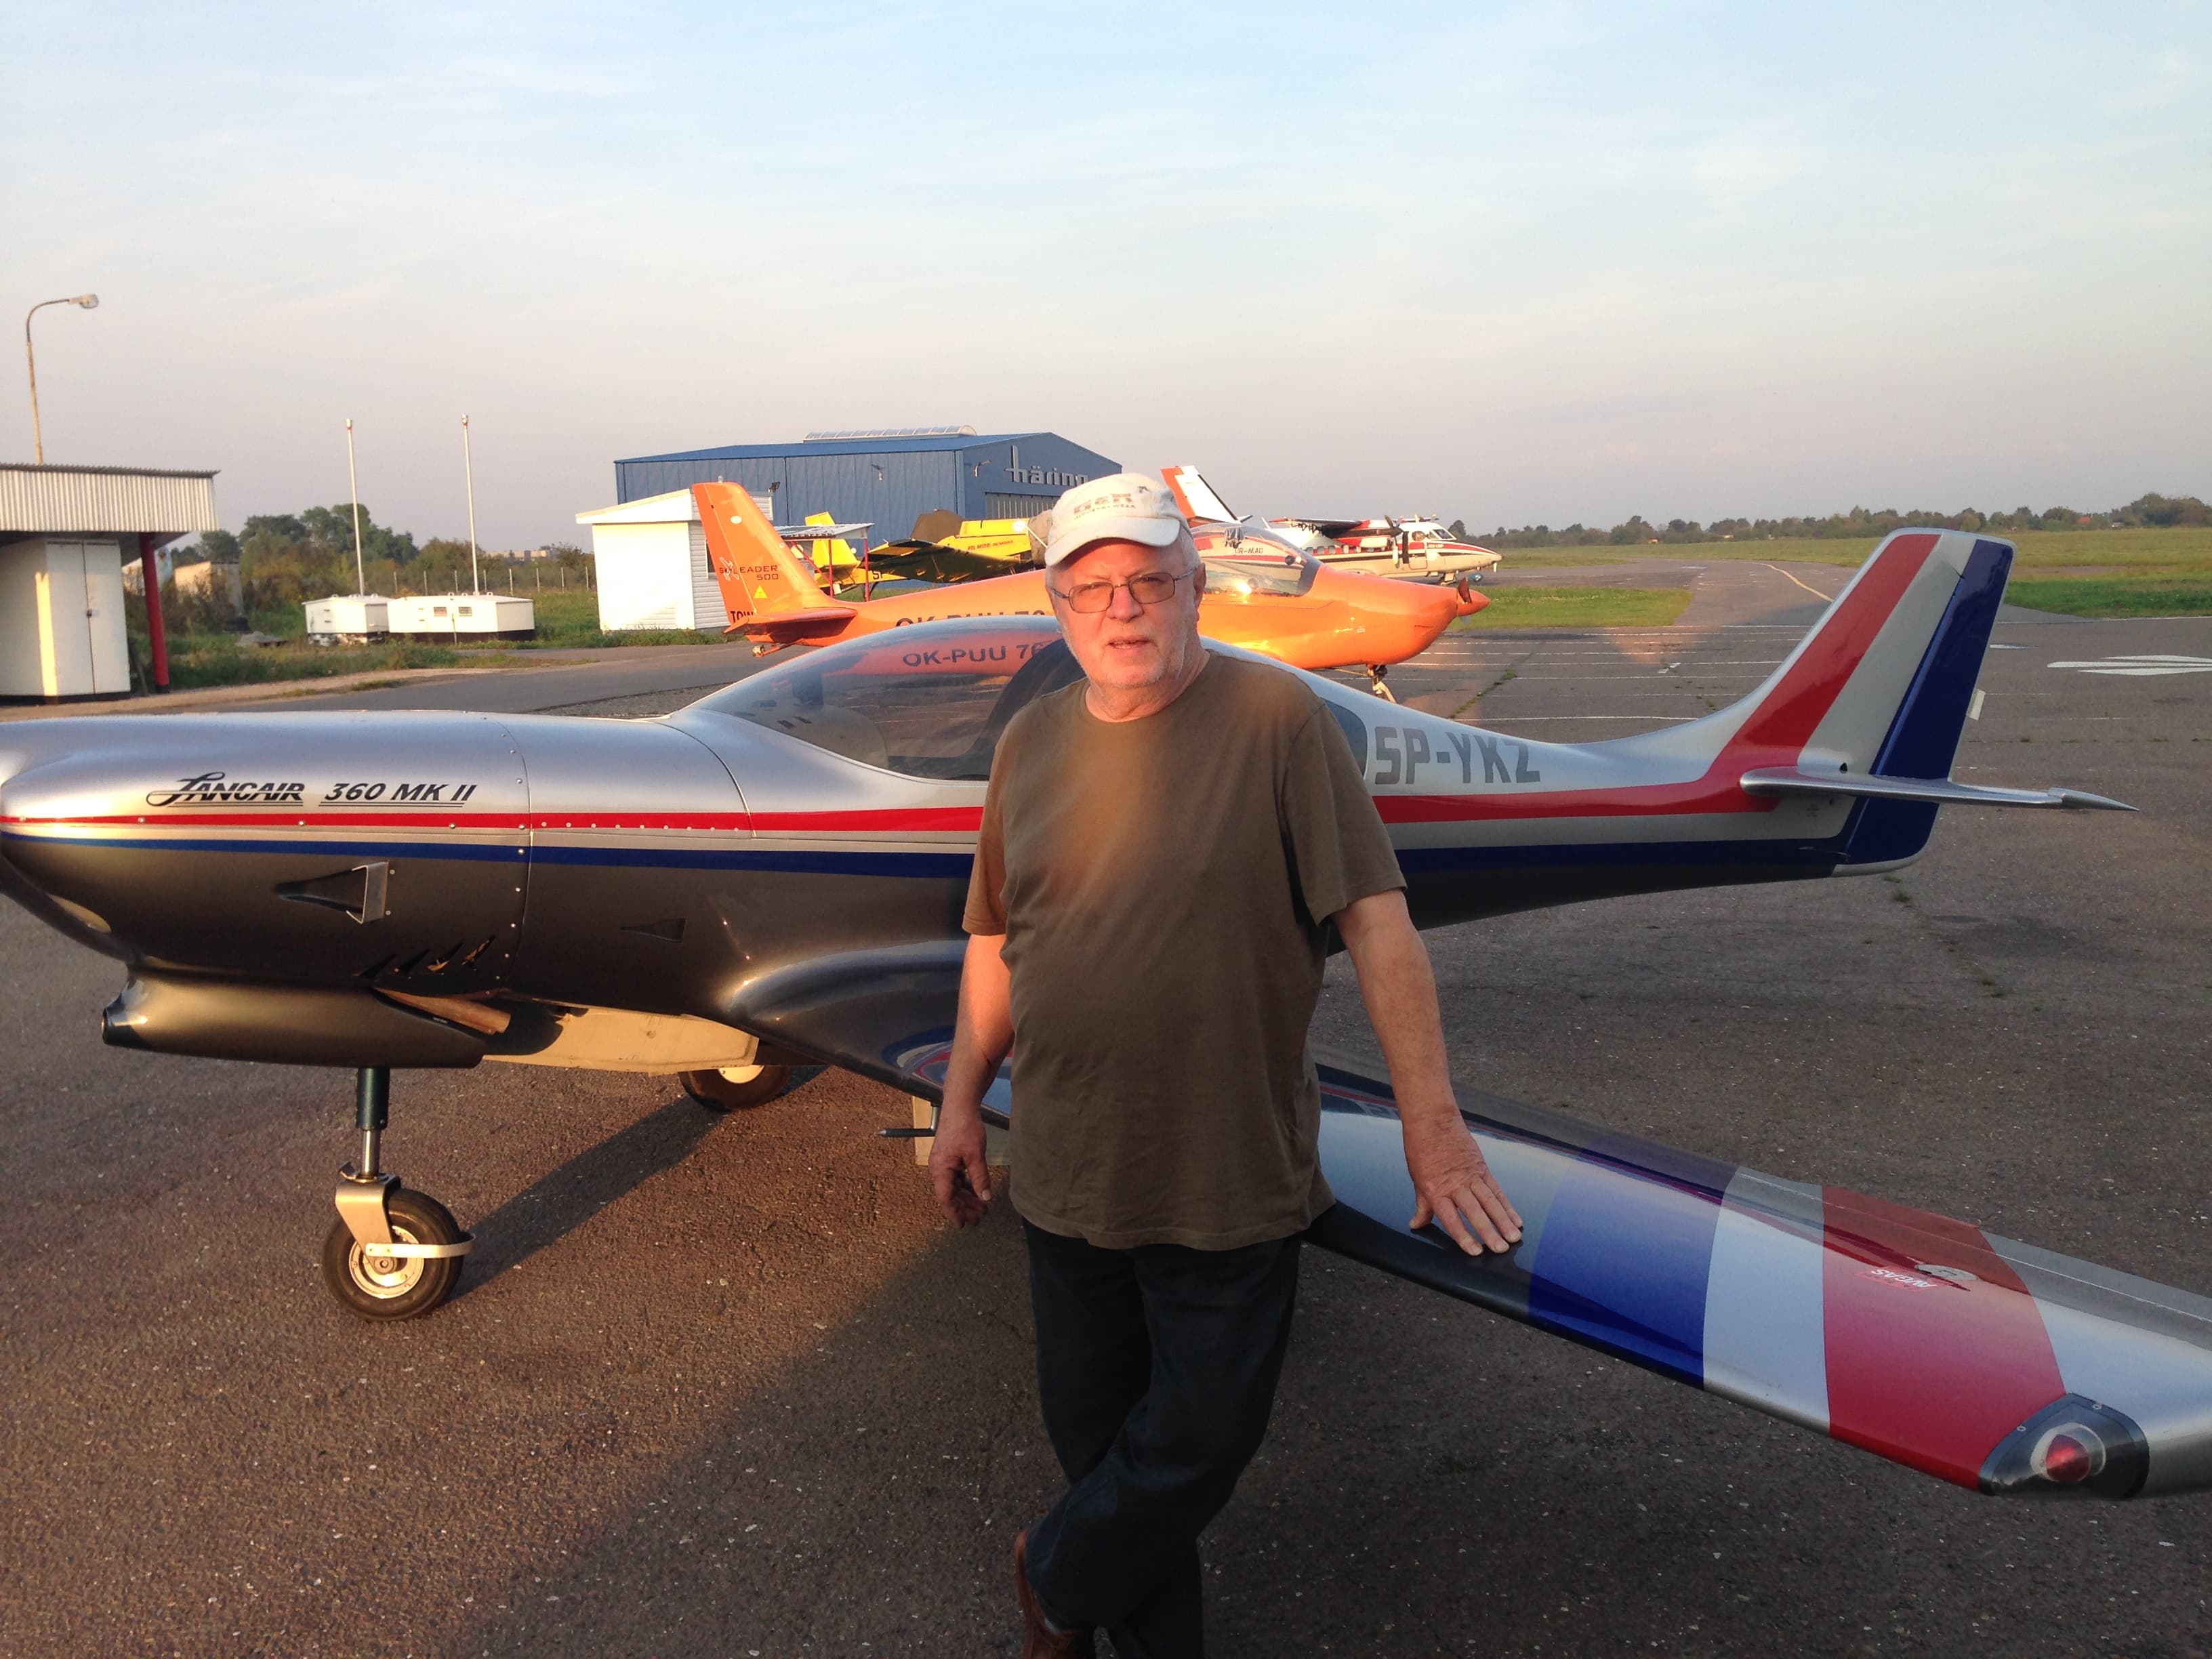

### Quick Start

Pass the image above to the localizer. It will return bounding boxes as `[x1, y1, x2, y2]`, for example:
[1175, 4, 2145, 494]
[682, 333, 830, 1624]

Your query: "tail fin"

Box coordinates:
[1713, 529, 2009, 779]
[1690, 530, 2129, 856]
[1160, 465, 1238, 525]
[695, 483, 850, 634]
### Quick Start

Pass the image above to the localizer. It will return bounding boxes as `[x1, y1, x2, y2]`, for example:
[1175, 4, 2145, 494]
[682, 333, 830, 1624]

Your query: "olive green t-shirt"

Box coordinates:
[962, 653, 1404, 1250]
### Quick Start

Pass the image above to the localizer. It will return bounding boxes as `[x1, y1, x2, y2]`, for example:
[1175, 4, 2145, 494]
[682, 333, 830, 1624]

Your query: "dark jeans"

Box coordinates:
[1021, 1218, 1303, 1659]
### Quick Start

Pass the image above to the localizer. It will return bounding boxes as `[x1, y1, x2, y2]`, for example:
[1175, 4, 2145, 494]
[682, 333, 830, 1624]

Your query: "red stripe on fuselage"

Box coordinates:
[747, 808, 983, 834]
[0, 807, 982, 836]
[1377, 778, 1765, 823]
[1, 812, 535, 831]
[1820, 1187, 2064, 1488]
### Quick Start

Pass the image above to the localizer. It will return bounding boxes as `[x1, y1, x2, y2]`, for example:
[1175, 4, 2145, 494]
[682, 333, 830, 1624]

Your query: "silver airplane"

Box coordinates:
[1162, 464, 1505, 581]
[5, 527, 2209, 1504]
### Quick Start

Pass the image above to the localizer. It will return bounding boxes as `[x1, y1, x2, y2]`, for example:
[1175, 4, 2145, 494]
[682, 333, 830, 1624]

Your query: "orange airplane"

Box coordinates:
[694, 482, 1481, 697]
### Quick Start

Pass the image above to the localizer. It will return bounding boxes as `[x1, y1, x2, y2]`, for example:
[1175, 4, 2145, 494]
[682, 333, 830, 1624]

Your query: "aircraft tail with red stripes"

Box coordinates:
[1346, 529, 2130, 927]
[1639, 528, 2132, 855]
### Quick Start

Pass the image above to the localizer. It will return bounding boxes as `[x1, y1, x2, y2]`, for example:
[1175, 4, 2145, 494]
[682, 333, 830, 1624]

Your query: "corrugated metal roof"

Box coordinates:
[575, 486, 772, 525]
[618, 432, 1044, 463]
[0, 465, 220, 535]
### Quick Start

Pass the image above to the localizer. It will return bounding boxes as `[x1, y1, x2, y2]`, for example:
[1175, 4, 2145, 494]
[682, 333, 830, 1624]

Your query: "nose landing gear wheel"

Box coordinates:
[680, 1063, 793, 1112]
[321, 1187, 467, 1320]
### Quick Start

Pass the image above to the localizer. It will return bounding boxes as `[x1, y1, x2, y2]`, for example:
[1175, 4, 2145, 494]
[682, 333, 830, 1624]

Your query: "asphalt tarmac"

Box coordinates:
[2, 569, 2207, 1657]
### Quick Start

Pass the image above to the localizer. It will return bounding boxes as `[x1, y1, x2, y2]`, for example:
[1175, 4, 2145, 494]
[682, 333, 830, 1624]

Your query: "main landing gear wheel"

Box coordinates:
[321, 1187, 466, 1320]
[681, 1063, 794, 1111]
[320, 1065, 473, 1322]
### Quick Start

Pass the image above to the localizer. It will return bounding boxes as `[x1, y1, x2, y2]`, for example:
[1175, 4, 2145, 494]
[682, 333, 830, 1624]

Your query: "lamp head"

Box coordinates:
[73, 295, 98, 309]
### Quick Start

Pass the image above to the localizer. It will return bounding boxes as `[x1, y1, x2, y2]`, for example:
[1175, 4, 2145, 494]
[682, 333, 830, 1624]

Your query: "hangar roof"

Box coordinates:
[617, 432, 1047, 464]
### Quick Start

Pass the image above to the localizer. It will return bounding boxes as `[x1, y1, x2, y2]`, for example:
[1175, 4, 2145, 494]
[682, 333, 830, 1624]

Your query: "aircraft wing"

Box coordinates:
[732, 966, 2212, 1502]
[856, 547, 1016, 586]
[777, 522, 874, 541]
[1280, 518, 1366, 540]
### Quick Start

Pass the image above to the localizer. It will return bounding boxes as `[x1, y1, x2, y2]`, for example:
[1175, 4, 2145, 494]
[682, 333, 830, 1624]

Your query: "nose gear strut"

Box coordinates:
[323, 1065, 473, 1320]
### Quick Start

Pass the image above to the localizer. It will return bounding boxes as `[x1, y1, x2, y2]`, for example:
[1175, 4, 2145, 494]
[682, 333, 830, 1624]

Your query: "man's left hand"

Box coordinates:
[1403, 1116, 1523, 1256]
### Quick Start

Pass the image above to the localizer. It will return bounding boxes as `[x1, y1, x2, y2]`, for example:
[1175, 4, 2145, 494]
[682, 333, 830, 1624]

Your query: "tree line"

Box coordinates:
[184, 507, 588, 615]
[1456, 491, 2210, 550]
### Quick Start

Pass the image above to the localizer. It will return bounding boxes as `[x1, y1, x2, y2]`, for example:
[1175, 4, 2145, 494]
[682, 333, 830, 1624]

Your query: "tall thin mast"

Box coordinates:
[345, 419, 365, 594]
[462, 414, 480, 595]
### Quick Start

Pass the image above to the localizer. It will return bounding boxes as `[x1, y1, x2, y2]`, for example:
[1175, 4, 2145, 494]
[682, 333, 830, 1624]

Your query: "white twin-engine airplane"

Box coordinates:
[1162, 464, 1504, 581]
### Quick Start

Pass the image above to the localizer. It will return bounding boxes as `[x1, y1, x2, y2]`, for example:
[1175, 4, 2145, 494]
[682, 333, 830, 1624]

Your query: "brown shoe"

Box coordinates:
[1014, 1529, 1094, 1658]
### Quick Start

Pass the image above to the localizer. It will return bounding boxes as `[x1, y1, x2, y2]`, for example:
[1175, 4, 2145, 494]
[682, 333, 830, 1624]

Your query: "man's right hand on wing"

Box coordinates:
[929, 1101, 994, 1227]
[933, 930, 1013, 1229]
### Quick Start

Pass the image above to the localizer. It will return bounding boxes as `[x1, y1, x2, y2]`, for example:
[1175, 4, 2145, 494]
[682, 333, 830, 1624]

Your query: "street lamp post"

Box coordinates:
[24, 294, 99, 465]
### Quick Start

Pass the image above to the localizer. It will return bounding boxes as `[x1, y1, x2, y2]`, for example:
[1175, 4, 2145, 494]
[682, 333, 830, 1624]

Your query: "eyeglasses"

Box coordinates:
[1048, 569, 1197, 614]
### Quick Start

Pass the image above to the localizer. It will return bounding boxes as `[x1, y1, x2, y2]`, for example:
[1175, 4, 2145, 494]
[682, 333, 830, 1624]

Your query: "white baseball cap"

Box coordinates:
[1036, 472, 1188, 567]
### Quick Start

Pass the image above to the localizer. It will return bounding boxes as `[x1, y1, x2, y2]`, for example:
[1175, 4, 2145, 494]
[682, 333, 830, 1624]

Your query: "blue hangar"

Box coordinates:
[613, 426, 1120, 541]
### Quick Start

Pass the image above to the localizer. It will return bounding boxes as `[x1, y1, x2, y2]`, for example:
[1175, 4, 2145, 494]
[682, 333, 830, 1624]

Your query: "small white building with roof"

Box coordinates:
[575, 486, 769, 634]
[0, 464, 218, 700]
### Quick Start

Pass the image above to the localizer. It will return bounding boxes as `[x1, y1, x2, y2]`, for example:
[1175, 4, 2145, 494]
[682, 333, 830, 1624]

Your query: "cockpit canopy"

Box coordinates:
[687, 618, 1079, 781]
[686, 570, 1372, 780]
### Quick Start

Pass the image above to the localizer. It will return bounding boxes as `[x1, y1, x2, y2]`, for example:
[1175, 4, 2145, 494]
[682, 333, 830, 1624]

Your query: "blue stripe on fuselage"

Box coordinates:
[1395, 835, 1846, 874]
[0, 830, 971, 880]
[6, 829, 1850, 880]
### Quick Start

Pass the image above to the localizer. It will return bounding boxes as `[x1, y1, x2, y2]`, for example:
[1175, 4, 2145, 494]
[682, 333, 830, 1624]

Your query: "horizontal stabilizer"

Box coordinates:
[726, 606, 861, 643]
[1740, 767, 2135, 812]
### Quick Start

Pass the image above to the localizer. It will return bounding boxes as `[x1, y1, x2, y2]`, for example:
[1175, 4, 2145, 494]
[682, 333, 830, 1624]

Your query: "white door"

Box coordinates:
[82, 540, 131, 693]
[40, 541, 96, 697]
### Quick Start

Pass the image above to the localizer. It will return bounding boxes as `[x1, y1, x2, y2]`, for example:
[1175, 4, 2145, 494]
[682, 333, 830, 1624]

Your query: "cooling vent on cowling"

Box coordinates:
[276, 861, 390, 923]
[360, 938, 495, 980]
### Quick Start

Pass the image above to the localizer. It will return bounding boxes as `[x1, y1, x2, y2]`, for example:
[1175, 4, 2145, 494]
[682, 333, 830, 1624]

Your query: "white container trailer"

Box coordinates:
[0, 537, 133, 699]
[303, 594, 391, 642]
[387, 593, 535, 640]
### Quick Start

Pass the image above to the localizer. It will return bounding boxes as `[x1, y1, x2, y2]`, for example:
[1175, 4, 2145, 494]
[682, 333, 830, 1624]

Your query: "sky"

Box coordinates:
[3, 2, 2207, 548]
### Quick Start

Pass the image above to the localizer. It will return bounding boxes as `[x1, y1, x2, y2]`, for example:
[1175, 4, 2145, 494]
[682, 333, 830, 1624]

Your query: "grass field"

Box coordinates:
[1503, 527, 2212, 615]
[167, 588, 710, 689]
[243, 590, 707, 650]
[160, 638, 464, 690]
[472, 589, 708, 649]
[2003, 576, 2212, 617]
[1455, 586, 1694, 630]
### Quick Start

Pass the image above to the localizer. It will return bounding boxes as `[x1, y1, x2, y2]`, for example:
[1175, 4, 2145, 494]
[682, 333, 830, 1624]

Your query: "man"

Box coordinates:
[929, 473, 1521, 1658]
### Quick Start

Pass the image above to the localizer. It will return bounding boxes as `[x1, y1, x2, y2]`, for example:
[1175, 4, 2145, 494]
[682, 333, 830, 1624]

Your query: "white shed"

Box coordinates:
[575, 487, 767, 633]
[0, 464, 219, 701]
[0, 538, 134, 697]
